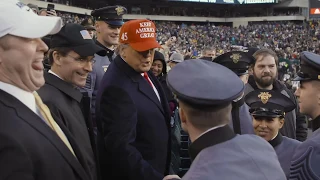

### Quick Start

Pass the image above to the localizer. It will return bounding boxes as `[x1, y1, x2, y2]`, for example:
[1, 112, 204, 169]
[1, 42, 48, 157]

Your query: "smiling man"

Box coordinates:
[0, 1, 93, 179]
[95, 19, 171, 180]
[37, 23, 106, 180]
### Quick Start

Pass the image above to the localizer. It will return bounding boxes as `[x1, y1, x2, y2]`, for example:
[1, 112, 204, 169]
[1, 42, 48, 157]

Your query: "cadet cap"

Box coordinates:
[167, 59, 244, 109]
[245, 90, 296, 118]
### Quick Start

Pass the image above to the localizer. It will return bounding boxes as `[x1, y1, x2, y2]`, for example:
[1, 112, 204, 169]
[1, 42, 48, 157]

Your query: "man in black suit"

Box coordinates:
[0, 1, 90, 180]
[96, 19, 171, 180]
[37, 23, 107, 180]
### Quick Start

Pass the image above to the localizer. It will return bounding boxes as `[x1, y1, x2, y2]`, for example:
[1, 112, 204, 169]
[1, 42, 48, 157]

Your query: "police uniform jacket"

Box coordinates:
[182, 125, 286, 180]
[229, 97, 254, 134]
[269, 134, 301, 178]
[0, 89, 91, 180]
[37, 72, 96, 180]
[244, 76, 307, 141]
[95, 55, 171, 180]
[82, 41, 115, 124]
[289, 116, 320, 180]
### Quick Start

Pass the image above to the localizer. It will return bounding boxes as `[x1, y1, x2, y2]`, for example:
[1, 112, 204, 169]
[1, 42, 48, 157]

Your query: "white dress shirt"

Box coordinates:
[141, 73, 161, 102]
[0, 81, 37, 114]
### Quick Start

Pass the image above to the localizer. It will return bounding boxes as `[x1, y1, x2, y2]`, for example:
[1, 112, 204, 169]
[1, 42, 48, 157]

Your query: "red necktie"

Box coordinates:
[143, 72, 153, 87]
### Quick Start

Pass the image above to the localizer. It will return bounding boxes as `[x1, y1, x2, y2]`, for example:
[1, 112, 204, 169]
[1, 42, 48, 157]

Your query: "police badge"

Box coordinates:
[102, 65, 109, 72]
[258, 92, 272, 104]
[115, 6, 125, 16]
[230, 53, 241, 63]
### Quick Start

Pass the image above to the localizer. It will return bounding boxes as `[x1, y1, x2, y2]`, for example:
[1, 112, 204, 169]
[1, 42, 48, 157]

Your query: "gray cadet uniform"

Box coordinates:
[82, 6, 127, 123]
[166, 59, 286, 180]
[245, 90, 301, 178]
[289, 51, 320, 180]
[215, 51, 255, 134]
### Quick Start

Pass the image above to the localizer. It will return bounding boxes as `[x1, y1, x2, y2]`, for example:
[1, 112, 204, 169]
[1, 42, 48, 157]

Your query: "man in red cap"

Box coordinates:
[95, 19, 171, 180]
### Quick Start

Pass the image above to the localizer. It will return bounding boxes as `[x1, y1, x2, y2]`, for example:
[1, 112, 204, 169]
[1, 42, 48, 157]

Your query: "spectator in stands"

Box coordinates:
[151, 51, 177, 115]
[200, 46, 216, 61]
[81, 18, 96, 38]
[168, 53, 184, 69]
[39, 8, 57, 17]
[27, 3, 39, 14]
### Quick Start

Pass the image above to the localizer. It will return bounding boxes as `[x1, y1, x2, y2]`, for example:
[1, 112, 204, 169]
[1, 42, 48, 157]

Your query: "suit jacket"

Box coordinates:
[0, 89, 90, 180]
[95, 55, 171, 180]
[289, 116, 320, 180]
[183, 125, 286, 180]
[37, 73, 96, 180]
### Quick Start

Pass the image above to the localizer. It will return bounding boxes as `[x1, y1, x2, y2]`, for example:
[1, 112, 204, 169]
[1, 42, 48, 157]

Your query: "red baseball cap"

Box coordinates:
[119, 19, 161, 52]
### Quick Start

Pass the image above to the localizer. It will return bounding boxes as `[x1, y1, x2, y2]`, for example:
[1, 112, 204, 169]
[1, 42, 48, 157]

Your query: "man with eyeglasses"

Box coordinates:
[37, 23, 106, 180]
[83, 6, 127, 126]
[95, 19, 171, 180]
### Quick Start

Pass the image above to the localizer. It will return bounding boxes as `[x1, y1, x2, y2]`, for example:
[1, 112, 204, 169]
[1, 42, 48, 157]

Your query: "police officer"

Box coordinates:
[245, 90, 301, 178]
[214, 51, 254, 134]
[164, 59, 286, 180]
[83, 6, 127, 125]
[289, 51, 320, 179]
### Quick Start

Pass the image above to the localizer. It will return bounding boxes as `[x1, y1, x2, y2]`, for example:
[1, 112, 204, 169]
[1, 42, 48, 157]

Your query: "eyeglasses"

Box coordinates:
[66, 54, 96, 64]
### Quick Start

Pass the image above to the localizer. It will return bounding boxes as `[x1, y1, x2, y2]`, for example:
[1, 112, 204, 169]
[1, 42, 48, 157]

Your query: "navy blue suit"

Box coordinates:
[95, 55, 171, 180]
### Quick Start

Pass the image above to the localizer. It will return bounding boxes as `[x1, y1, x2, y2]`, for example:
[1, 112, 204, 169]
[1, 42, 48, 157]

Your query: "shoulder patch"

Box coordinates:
[289, 146, 320, 180]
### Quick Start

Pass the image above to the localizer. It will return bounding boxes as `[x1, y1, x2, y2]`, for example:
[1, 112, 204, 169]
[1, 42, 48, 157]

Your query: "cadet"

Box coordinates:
[82, 6, 127, 125]
[289, 51, 320, 179]
[245, 90, 301, 178]
[164, 59, 286, 180]
[214, 51, 254, 134]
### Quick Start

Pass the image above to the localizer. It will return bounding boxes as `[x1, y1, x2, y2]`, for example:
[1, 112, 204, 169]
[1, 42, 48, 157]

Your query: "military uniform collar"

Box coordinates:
[268, 133, 283, 148]
[312, 115, 320, 132]
[189, 125, 236, 161]
[95, 40, 114, 57]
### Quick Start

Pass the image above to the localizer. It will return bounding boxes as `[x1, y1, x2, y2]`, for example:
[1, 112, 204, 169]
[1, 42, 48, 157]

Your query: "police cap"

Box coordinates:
[167, 59, 244, 110]
[91, 6, 127, 26]
[293, 51, 320, 81]
[245, 90, 296, 118]
[214, 51, 254, 76]
[81, 18, 95, 31]
[245, 47, 259, 58]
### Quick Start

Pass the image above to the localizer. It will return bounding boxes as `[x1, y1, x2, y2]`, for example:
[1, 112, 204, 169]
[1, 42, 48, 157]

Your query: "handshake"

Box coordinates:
[163, 175, 181, 180]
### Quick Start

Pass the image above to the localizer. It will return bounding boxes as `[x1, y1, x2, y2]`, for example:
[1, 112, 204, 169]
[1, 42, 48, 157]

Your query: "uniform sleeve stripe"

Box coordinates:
[289, 146, 320, 180]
